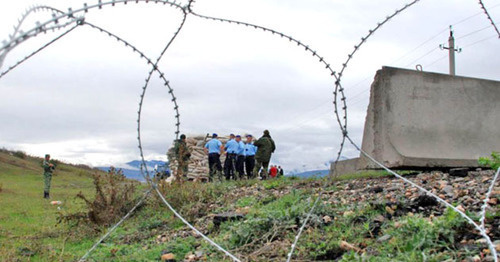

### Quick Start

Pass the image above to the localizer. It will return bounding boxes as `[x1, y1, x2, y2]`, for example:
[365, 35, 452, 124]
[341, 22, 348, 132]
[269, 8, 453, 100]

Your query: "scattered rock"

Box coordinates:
[195, 250, 204, 258]
[185, 253, 197, 261]
[449, 168, 468, 177]
[373, 214, 386, 223]
[367, 186, 383, 193]
[339, 241, 362, 253]
[412, 195, 438, 207]
[442, 185, 454, 196]
[377, 234, 392, 242]
[213, 212, 245, 227]
[161, 253, 175, 261]
[18, 247, 35, 257]
[343, 210, 355, 217]
[322, 215, 333, 224]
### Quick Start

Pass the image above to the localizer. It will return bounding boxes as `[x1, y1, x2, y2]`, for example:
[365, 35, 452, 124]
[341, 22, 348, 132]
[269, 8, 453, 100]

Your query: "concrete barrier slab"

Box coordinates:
[356, 66, 500, 170]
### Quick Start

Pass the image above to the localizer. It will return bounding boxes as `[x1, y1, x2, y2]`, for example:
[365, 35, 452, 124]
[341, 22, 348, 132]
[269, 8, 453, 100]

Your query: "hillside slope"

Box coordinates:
[0, 150, 98, 261]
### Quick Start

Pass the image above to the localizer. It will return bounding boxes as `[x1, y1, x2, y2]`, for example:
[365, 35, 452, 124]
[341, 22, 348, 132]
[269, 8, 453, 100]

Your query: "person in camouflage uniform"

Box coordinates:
[41, 154, 56, 199]
[174, 134, 191, 180]
[253, 130, 276, 179]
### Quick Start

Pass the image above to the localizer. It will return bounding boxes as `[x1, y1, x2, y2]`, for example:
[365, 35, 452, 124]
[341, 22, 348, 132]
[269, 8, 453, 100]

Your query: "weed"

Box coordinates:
[235, 196, 257, 208]
[262, 179, 282, 190]
[163, 236, 197, 259]
[479, 151, 500, 170]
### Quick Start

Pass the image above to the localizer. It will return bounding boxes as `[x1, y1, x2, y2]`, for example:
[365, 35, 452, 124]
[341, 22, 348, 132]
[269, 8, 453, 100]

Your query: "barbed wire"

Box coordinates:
[136, 5, 188, 183]
[0, 2, 241, 260]
[153, 184, 242, 262]
[0, 23, 80, 79]
[86, 19, 240, 261]
[83, 6, 240, 260]
[2, 0, 499, 261]
[0, 18, 81, 69]
[80, 19, 239, 261]
[478, 0, 500, 38]
[78, 189, 152, 262]
[186, 8, 353, 261]
[0, 0, 186, 62]
[9, 5, 65, 41]
[82, 21, 183, 184]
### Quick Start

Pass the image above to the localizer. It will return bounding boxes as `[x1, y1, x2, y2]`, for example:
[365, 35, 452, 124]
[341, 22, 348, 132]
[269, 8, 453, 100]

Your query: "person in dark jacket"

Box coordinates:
[174, 134, 191, 180]
[41, 154, 56, 199]
[253, 130, 276, 179]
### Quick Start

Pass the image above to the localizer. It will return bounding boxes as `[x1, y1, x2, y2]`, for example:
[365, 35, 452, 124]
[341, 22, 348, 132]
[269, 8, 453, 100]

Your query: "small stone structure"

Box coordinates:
[332, 66, 500, 175]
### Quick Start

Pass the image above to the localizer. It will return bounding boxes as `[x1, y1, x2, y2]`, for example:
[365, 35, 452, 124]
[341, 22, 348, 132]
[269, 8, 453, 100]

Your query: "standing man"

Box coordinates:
[244, 134, 257, 179]
[253, 130, 276, 179]
[41, 154, 56, 199]
[174, 134, 191, 181]
[269, 165, 278, 178]
[235, 135, 246, 180]
[224, 134, 239, 180]
[204, 133, 223, 181]
[278, 166, 284, 177]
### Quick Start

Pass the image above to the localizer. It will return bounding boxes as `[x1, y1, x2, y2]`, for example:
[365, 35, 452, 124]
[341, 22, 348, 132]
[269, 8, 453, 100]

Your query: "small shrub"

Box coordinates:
[236, 196, 257, 208]
[13, 151, 27, 159]
[0, 182, 3, 192]
[479, 152, 500, 170]
[59, 172, 138, 228]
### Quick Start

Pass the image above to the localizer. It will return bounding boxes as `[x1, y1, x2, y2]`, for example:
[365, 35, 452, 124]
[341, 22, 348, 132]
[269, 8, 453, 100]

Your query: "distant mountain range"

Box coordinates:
[97, 160, 169, 182]
[287, 169, 329, 178]
[99, 158, 347, 181]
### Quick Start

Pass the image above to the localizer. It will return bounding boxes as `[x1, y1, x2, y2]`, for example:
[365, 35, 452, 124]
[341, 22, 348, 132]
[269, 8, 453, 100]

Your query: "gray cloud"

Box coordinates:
[0, 0, 499, 171]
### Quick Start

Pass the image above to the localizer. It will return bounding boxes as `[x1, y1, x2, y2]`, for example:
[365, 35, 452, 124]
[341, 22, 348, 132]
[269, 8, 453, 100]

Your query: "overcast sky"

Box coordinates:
[0, 0, 499, 172]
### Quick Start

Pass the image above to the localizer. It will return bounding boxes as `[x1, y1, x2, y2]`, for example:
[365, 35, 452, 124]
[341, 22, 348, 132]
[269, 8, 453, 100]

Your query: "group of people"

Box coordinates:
[268, 165, 284, 178]
[174, 130, 277, 181]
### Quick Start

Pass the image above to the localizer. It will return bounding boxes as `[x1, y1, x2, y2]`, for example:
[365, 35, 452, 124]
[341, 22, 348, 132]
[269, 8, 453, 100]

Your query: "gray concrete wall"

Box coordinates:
[357, 66, 500, 169]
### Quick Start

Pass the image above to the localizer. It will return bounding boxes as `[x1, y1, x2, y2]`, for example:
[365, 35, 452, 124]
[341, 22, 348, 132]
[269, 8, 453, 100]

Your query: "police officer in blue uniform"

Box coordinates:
[224, 134, 239, 180]
[235, 135, 246, 180]
[204, 133, 223, 181]
[244, 135, 257, 179]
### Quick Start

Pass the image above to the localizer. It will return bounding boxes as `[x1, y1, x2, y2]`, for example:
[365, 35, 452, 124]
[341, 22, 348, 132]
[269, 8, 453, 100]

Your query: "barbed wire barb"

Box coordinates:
[478, 0, 500, 38]
[0, 24, 80, 79]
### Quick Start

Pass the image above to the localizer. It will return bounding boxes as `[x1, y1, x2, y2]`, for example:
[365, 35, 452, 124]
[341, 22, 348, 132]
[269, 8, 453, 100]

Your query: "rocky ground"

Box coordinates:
[118, 169, 500, 261]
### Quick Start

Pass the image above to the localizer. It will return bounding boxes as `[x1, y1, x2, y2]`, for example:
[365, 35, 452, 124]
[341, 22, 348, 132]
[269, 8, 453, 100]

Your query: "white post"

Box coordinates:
[448, 29, 455, 76]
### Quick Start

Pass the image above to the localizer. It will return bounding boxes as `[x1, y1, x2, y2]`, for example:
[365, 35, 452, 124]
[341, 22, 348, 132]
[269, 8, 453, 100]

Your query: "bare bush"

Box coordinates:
[59, 171, 138, 229]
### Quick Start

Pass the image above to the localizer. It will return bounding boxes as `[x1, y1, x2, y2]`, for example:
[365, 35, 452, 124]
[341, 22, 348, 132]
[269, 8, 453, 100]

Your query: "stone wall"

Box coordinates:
[167, 134, 231, 181]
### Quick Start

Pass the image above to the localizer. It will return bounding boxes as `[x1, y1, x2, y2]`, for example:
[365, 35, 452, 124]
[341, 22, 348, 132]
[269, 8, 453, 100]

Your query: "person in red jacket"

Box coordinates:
[269, 165, 278, 178]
